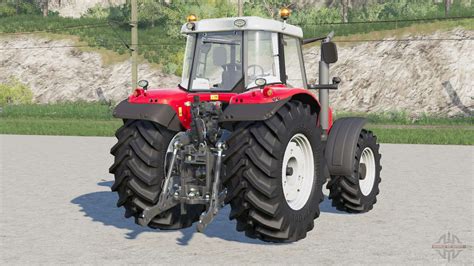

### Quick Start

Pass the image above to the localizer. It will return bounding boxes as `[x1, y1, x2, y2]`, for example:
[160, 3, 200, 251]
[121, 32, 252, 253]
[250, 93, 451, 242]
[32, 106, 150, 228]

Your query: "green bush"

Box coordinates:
[83, 4, 110, 19]
[0, 1, 40, 17]
[292, 7, 341, 25]
[163, 62, 179, 76]
[0, 4, 16, 17]
[0, 79, 34, 106]
[350, 0, 439, 21]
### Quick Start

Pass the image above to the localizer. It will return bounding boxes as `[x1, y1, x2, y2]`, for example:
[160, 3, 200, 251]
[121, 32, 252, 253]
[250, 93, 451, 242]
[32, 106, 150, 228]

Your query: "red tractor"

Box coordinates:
[110, 12, 382, 242]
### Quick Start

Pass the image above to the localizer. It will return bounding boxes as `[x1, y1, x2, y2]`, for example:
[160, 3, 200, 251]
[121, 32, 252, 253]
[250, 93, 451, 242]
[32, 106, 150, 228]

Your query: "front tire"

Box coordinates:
[223, 101, 324, 242]
[327, 129, 382, 213]
[109, 120, 205, 229]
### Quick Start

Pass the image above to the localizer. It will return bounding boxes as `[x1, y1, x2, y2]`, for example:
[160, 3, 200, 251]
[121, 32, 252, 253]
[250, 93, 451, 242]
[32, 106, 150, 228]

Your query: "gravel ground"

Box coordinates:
[0, 135, 472, 264]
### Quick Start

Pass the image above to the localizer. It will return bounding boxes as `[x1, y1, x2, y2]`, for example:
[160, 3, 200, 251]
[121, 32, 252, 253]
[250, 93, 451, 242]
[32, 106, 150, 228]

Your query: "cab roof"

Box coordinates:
[180, 16, 303, 39]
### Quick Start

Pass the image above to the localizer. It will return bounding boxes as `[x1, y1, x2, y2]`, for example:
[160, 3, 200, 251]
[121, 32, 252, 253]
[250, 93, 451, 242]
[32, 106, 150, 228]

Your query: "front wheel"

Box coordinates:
[223, 101, 324, 242]
[327, 129, 382, 213]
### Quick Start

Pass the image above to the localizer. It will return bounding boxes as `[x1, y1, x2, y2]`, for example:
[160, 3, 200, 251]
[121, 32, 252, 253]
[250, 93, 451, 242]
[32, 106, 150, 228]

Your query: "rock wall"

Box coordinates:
[0, 29, 472, 116]
[48, 0, 126, 18]
[0, 36, 179, 104]
[304, 29, 473, 116]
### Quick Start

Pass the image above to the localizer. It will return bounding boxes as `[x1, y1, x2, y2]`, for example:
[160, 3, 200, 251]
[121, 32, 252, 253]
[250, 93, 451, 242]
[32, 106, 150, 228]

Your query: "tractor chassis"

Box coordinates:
[109, 23, 383, 242]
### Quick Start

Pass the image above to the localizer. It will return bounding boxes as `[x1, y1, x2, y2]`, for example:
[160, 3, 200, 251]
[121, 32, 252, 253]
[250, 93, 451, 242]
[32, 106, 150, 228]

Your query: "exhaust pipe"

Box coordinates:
[319, 59, 330, 140]
[318, 32, 334, 140]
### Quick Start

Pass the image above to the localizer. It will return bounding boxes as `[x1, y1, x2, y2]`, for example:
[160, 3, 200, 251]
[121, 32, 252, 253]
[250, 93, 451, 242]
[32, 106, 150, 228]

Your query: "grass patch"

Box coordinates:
[336, 111, 473, 126]
[0, 117, 121, 137]
[0, 78, 33, 105]
[367, 126, 473, 145]
[0, 102, 115, 120]
[340, 112, 474, 145]
[0, 103, 472, 144]
[0, 103, 120, 136]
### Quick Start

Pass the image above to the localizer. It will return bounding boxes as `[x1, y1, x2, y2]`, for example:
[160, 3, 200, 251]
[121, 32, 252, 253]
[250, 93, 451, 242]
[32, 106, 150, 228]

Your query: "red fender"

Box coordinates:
[120, 85, 332, 130]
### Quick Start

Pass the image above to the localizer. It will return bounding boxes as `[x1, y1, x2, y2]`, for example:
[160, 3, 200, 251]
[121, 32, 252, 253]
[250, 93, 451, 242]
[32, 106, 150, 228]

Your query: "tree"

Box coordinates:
[139, 0, 162, 27]
[259, 0, 290, 18]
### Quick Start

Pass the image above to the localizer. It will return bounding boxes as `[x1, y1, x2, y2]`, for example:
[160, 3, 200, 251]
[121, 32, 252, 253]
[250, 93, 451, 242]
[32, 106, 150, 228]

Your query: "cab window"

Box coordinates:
[244, 31, 281, 88]
[283, 35, 306, 88]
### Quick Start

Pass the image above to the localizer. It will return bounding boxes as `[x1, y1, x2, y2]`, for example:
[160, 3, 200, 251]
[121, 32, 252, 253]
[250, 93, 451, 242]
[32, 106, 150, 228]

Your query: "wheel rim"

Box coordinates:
[281, 133, 314, 211]
[359, 147, 376, 196]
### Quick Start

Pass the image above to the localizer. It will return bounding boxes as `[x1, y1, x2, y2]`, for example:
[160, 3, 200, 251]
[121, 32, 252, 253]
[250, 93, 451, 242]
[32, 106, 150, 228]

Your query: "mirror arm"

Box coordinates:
[303, 31, 335, 45]
[308, 84, 338, 90]
[302, 36, 326, 45]
[308, 76, 341, 90]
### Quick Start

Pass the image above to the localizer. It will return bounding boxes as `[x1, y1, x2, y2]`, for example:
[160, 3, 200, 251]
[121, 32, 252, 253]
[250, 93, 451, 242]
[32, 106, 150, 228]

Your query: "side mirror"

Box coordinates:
[322, 41, 338, 64]
[138, 80, 149, 90]
[255, 78, 267, 89]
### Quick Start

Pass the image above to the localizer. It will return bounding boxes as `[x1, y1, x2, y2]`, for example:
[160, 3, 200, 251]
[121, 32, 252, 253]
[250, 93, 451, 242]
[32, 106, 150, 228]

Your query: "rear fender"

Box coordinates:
[113, 100, 182, 131]
[219, 86, 321, 123]
[219, 98, 290, 122]
[291, 93, 321, 115]
[325, 117, 367, 176]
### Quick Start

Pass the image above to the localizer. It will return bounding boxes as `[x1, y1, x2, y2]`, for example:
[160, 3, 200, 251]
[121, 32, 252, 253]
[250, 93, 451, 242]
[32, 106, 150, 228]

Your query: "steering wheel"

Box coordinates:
[247, 64, 265, 80]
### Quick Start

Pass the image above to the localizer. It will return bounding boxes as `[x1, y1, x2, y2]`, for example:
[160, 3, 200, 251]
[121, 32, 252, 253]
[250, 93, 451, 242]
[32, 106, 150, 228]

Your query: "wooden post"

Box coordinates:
[131, 0, 138, 90]
[42, 0, 49, 17]
[444, 0, 451, 16]
[342, 0, 349, 23]
[238, 0, 243, 16]
[16, 0, 20, 14]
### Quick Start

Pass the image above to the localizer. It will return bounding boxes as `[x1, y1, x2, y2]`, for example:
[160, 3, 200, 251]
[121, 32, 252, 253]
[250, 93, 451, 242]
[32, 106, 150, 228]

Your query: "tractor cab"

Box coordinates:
[180, 16, 307, 92]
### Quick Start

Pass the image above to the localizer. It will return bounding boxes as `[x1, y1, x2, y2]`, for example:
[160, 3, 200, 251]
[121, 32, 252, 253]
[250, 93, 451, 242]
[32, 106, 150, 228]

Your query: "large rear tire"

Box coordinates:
[223, 101, 324, 242]
[109, 120, 205, 229]
[327, 129, 382, 213]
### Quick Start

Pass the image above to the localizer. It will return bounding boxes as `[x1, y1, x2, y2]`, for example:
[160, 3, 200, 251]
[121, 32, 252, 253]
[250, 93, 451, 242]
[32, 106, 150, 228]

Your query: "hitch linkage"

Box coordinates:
[137, 99, 229, 231]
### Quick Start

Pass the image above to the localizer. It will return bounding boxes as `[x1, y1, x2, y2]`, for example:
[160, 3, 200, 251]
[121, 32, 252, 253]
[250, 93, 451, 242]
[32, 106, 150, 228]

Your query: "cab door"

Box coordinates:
[281, 34, 307, 89]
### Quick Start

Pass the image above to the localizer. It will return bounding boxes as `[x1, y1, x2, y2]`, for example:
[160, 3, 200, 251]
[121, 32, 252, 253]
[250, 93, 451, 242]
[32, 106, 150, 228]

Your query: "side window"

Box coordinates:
[283, 35, 305, 88]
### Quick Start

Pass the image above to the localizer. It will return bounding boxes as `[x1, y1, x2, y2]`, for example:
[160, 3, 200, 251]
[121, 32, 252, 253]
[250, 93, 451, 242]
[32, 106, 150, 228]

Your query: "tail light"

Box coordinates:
[263, 87, 273, 97]
[133, 88, 143, 97]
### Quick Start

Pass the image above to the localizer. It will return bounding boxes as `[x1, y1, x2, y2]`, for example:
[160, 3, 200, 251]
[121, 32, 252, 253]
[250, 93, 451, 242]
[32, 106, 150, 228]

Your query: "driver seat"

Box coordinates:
[213, 47, 241, 90]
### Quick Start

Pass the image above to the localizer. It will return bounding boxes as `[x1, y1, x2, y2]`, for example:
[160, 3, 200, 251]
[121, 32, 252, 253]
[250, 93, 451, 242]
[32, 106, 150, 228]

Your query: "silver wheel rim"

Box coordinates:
[359, 147, 376, 196]
[281, 133, 314, 211]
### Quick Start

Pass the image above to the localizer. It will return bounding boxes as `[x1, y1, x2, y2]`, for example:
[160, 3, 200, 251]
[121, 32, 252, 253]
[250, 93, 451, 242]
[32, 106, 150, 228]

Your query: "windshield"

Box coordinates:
[181, 31, 243, 91]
